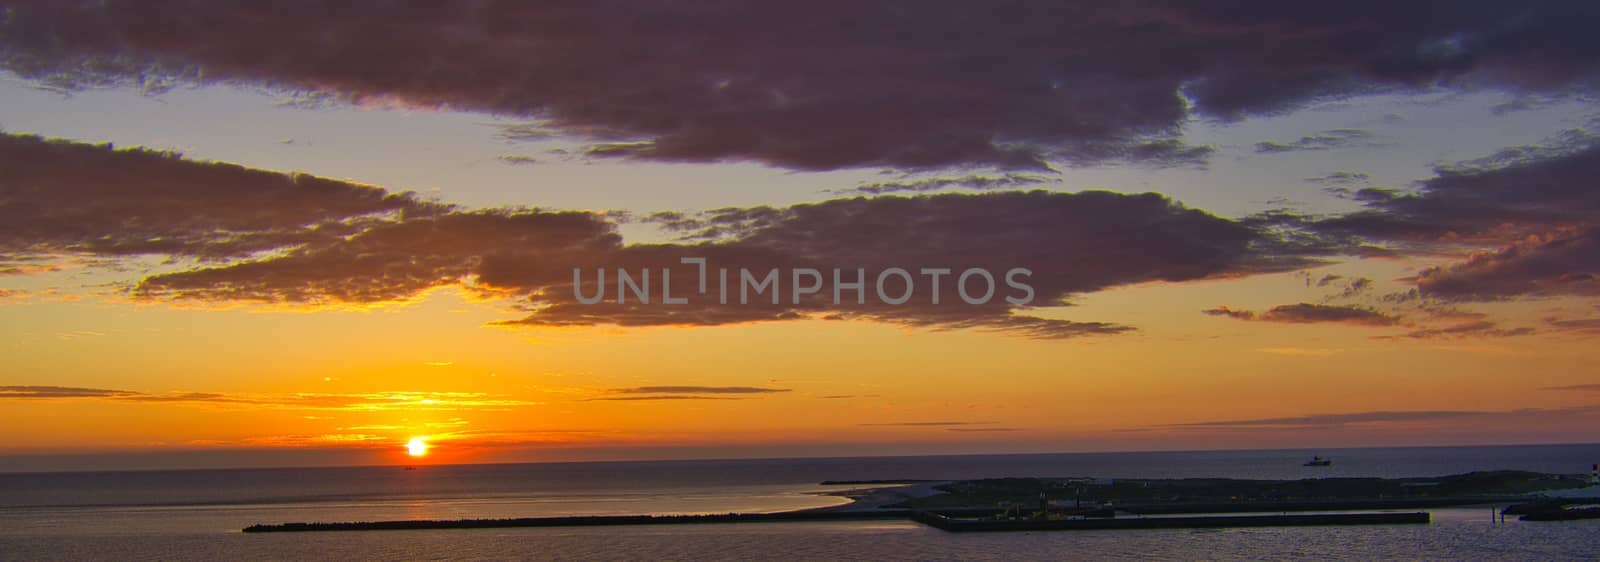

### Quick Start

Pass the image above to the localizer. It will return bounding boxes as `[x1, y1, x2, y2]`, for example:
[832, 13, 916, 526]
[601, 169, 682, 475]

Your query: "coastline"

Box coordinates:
[804, 481, 950, 512]
[240, 470, 1598, 533]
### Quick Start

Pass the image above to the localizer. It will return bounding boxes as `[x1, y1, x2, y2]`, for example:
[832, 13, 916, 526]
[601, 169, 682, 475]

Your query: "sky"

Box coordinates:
[2, 1, 1600, 472]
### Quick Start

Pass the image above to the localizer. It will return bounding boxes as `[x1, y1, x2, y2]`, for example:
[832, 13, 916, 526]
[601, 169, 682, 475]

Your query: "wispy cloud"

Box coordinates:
[1203, 303, 1399, 327]
[611, 386, 791, 395]
[582, 386, 793, 401]
[1390, 321, 1536, 340]
[1256, 347, 1343, 357]
[0, 386, 141, 399]
[1545, 317, 1600, 334]
[0, 386, 541, 411]
[1255, 129, 1384, 154]
[1155, 405, 1600, 431]
[584, 395, 747, 402]
[1543, 384, 1600, 392]
[1304, 172, 1371, 186]
[827, 174, 1052, 196]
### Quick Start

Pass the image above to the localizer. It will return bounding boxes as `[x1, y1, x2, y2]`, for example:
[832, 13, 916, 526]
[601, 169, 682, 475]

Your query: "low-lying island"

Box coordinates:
[243, 470, 1593, 533]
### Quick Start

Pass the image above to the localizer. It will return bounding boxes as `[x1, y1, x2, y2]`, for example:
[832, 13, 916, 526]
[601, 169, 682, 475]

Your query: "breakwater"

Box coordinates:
[912, 511, 1432, 532]
[243, 510, 916, 533]
[244, 507, 1436, 534]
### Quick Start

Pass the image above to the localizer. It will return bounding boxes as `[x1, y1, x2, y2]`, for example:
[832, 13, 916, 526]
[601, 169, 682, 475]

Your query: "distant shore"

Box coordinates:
[242, 470, 1597, 533]
[806, 480, 950, 512]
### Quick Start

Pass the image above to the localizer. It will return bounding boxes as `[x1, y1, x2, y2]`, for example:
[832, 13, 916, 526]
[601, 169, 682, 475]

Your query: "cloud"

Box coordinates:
[6, 2, 1600, 171]
[1256, 347, 1342, 357]
[1543, 384, 1600, 391]
[1545, 317, 1600, 333]
[830, 174, 1051, 196]
[1337, 277, 1375, 298]
[1304, 172, 1371, 186]
[10, 132, 1306, 338]
[610, 386, 790, 394]
[1200, 306, 1256, 321]
[585, 396, 747, 401]
[859, 421, 991, 427]
[0, 134, 442, 265]
[1413, 228, 1600, 300]
[1203, 303, 1400, 326]
[135, 209, 620, 305]
[1489, 94, 1573, 116]
[0, 386, 541, 411]
[0, 129, 1344, 340]
[502, 190, 1316, 337]
[1159, 405, 1600, 430]
[1390, 320, 1536, 339]
[0, 386, 141, 399]
[120, 178, 1315, 337]
[1297, 128, 1600, 248]
[1255, 129, 1383, 153]
[1049, 139, 1215, 169]
[1255, 126, 1600, 305]
[496, 155, 540, 166]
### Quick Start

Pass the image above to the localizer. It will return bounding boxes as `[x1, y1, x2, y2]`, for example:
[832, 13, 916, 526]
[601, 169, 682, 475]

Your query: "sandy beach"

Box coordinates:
[807, 481, 950, 512]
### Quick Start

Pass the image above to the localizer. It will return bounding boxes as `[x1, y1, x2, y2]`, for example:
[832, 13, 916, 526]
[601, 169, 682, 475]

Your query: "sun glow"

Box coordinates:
[405, 437, 429, 457]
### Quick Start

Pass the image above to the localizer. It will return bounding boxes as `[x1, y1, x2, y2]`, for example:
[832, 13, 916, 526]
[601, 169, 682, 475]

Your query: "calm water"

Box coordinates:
[2, 444, 1598, 560]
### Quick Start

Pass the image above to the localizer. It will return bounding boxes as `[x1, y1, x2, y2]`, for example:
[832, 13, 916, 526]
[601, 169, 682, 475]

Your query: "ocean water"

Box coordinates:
[2, 444, 1598, 560]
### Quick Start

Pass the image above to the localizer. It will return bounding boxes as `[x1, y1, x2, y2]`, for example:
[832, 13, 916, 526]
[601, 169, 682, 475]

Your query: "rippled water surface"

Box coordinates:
[3, 444, 1598, 560]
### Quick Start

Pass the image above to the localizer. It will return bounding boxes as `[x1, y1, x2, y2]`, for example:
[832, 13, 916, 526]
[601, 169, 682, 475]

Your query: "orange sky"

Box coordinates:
[3, 2, 1600, 472]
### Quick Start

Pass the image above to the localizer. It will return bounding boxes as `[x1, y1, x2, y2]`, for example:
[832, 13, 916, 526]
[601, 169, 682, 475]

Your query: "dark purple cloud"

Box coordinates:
[1302, 129, 1600, 245]
[135, 209, 619, 304]
[1413, 228, 1600, 300]
[45, 121, 1600, 344]
[0, 132, 1397, 339]
[493, 190, 1317, 337]
[122, 186, 1313, 338]
[1249, 123, 1600, 305]
[5, 1, 1600, 171]
[125, 175, 1320, 337]
[1203, 303, 1399, 326]
[0, 134, 441, 263]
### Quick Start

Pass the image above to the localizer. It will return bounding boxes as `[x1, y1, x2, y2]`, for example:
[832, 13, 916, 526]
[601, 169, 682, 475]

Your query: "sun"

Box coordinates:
[405, 437, 429, 458]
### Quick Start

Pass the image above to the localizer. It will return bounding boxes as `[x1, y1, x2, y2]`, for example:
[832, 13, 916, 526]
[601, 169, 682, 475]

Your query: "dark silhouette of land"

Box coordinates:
[242, 470, 1596, 533]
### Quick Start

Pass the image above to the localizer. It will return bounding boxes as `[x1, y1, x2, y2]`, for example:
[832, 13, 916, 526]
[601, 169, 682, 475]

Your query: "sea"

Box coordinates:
[2, 444, 1598, 560]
